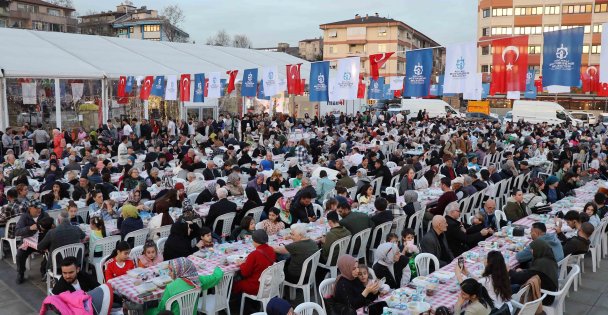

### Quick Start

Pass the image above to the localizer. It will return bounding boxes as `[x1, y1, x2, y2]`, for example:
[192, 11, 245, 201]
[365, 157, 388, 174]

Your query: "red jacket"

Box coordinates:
[232, 244, 276, 295]
[104, 258, 135, 282]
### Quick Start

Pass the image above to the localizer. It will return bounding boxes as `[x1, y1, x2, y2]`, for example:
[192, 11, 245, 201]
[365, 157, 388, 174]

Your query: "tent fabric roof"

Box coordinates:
[0, 28, 311, 80]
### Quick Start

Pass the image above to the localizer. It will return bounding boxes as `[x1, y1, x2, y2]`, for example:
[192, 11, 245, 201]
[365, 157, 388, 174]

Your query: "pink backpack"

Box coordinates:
[40, 290, 94, 315]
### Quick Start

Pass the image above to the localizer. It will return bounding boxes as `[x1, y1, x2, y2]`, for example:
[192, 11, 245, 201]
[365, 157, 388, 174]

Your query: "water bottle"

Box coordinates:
[507, 221, 513, 237]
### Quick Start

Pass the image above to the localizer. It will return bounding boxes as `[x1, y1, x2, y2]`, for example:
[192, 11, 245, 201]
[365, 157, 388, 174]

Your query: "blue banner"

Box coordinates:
[151, 76, 165, 97]
[368, 77, 385, 99]
[220, 79, 227, 97]
[524, 70, 537, 99]
[309, 61, 329, 102]
[481, 83, 490, 99]
[258, 80, 270, 100]
[241, 69, 258, 97]
[193, 73, 204, 102]
[383, 83, 393, 99]
[125, 76, 134, 93]
[429, 84, 440, 96]
[542, 28, 584, 87]
[405, 49, 433, 97]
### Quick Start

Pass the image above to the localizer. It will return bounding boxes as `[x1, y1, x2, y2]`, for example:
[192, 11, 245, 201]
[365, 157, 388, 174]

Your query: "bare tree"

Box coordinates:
[232, 34, 252, 48]
[160, 4, 188, 42]
[49, 0, 74, 8]
[206, 29, 231, 46]
[123, 0, 134, 5]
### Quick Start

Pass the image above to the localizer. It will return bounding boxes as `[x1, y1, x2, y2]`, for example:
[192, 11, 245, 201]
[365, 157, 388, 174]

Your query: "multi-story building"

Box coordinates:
[320, 13, 444, 78]
[2, 0, 77, 32]
[478, 0, 608, 110]
[256, 42, 300, 57]
[298, 38, 323, 61]
[79, 3, 189, 42]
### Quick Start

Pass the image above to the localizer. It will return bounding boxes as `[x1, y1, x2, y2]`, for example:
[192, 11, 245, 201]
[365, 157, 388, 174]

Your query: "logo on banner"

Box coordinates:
[556, 44, 568, 60]
[210, 77, 220, 89]
[413, 63, 423, 76]
[338, 71, 354, 88]
[313, 73, 327, 92]
[195, 82, 203, 94]
[245, 73, 255, 88]
[318, 73, 325, 84]
[526, 71, 533, 84]
[266, 71, 276, 85]
[450, 57, 469, 79]
[409, 62, 427, 85]
[456, 57, 465, 70]
[550, 44, 574, 71]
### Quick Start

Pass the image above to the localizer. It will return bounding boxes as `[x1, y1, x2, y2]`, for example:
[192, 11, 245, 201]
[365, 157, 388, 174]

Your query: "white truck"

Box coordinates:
[511, 100, 583, 127]
[389, 99, 462, 120]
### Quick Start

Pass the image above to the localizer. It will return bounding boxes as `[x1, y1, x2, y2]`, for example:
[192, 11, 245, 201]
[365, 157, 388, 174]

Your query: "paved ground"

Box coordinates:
[2, 249, 608, 314]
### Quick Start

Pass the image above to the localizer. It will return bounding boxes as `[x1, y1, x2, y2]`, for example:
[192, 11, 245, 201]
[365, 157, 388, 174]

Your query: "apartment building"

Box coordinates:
[1, 0, 76, 33]
[298, 38, 323, 61]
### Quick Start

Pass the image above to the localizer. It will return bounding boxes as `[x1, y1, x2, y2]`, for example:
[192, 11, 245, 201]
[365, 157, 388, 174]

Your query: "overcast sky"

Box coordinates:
[71, 0, 477, 47]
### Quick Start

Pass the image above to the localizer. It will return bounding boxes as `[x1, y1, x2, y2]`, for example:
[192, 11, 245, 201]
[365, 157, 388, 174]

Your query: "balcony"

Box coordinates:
[9, 10, 76, 25]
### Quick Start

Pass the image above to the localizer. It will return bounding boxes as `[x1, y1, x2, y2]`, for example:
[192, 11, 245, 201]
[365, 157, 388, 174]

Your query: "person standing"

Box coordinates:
[30, 124, 50, 153]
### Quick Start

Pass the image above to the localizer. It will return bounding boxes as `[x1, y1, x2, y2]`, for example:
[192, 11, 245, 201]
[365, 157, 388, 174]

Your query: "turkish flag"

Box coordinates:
[581, 66, 600, 93]
[180, 74, 191, 102]
[490, 36, 529, 95]
[369, 52, 394, 81]
[204, 78, 209, 97]
[117, 76, 127, 98]
[140, 76, 153, 100]
[117, 96, 129, 104]
[226, 70, 238, 94]
[394, 90, 402, 98]
[286, 64, 302, 94]
[299, 79, 306, 95]
[357, 74, 366, 99]
[599, 82, 608, 96]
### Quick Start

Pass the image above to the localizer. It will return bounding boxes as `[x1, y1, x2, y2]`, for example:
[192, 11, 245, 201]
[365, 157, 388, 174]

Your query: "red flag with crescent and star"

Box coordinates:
[140, 76, 154, 100]
[180, 74, 191, 102]
[117, 76, 127, 98]
[286, 64, 302, 94]
[581, 66, 600, 93]
[357, 74, 366, 99]
[490, 36, 529, 95]
[299, 79, 306, 95]
[204, 78, 209, 97]
[369, 52, 394, 81]
[226, 70, 238, 94]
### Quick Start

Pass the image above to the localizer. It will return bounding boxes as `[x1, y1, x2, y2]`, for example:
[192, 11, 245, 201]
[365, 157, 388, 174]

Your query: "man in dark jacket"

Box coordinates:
[420, 215, 454, 268]
[370, 160, 392, 189]
[338, 202, 374, 258]
[15, 201, 50, 284]
[559, 222, 593, 257]
[38, 210, 86, 271]
[427, 177, 457, 217]
[290, 191, 316, 223]
[52, 256, 99, 295]
[444, 202, 491, 257]
[205, 188, 237, 235]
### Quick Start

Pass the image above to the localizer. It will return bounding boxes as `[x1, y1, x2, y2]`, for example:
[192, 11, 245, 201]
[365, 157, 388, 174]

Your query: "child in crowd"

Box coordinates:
[325, 198, 338, 213]
[386, 233, 399, 244]
[400, 228, 420, 280]
[138, 240, 164, 268]
[67, 201, 84, 225]
[89, 216, 106, 257]
[199, 226, 215, 249]
[292, 170, 303, 188]
[104, 241, 134, 281]
[260, 207, 286, 236]
[358, 264, 390, 294]
[237, 216, 255, 240]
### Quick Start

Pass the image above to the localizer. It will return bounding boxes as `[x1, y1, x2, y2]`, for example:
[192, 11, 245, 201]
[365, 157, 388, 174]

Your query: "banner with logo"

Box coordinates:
[405, 49, 433, 97]
[151, 76, 165, 97]
[382, 83, 393, 99]
[193, 73, 205, 102]
[542, 28, 584, 87]
[328, 77, 340, 102]
[164, 75, 177, 101]
[443, 41, 477, 93]
[463, 73, 482, 100]
[262, 66, 280, 96]
[334, 57, 360, 100]
[241, 69, 258, 97]
[125, 76, 134, 94]
[206, 72, 221, 98]
[601, 23, 608, 82]
[368, 77, 385, 99]
[220, 79, 227, 97]
[490, 35, 529, 95]
[524, 70, 537, 99]
[309, 61, 330, 102]
[258, 80, 270, 100]
[389, 76, 405, 91]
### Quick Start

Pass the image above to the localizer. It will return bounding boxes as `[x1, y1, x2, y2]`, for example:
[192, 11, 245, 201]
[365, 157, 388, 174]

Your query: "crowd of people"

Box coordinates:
[1, 108, 608, 315]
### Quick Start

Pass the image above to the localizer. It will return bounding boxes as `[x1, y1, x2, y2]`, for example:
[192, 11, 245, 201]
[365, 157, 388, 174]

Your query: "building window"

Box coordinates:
[378, 44, 387, 52]
[596, 3, 608, 13]
[528, 45, 542, 54]
[491, 27, 512, 35]
[129, 26, 134, 33]
[544, 25, 560, 33]
[143, 25, 160, 32]
[592, 45, 602, 54]
[328, 30, 337, 38]
[594, 24, 603, 33]
[47, 9, 60, 16]
[481, 65, 490, 73]
[378, 28, 387, 36]
[514, 6, 544, 16]
[17, 3, 37, 13]
[483, 9, 490, 18]
[482, 27, 490, 37]
[397, 62, 404, 72]
[544, 6, 560, 15]
[514, 26, 542, 35]
[327, 45, 335, 54]
[563, 4, 592, 14]
[118, 28, 127, 35]
[481, 46, 490, 55]
[583, 45, 590, 53]
[492, 8, 513, 16]
[560, 25, 589, 33]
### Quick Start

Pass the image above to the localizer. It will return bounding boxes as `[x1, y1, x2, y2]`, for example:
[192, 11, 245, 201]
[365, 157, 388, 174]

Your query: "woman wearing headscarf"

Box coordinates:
[355, 168, 371, 192]
[226, 173, 244, 196]
[235, 187, 263, 225]
[509, 239, 558, 305]
[163, 222, 204, 260]
[544, 176, 560, 204]
[145, 257, 199, 315]
[247, 173, 267, 192]
[119, 204, 144, 243]
[123, 168, 144, 192]
[333, 255, 380, 313]
[195, 179, 226, 204]
[266, 297, 294, 315]
[402, 190, 421, 224]
[372, 242, 410, 289]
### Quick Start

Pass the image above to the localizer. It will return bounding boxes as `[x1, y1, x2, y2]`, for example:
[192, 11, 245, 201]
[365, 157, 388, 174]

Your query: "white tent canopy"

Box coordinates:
[0, 28, 311, 79]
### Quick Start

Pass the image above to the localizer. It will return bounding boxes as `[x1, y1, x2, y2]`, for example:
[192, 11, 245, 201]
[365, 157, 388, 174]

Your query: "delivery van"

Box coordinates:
[390, 99, 462, 120]
[511, 100, 583, 127]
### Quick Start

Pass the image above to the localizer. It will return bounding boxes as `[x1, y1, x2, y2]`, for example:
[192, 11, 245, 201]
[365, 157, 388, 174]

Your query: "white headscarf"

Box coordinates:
[374, 242, 399, 278]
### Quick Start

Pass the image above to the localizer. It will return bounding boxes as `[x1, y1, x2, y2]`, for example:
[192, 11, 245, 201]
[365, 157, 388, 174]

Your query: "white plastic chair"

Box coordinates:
[511, 294, 546, 315]
[213, 212, 236, 241]
[385, 187, 398, 196]
[294, 302, 326, 315]
[541, 265, 580, 315]
[129, 245, 144, 264]
[389, 175, 400, 189]
[313, 204, 324, 218]
[0, 217, 20, 263]
[589, 219, 607, 271]
[244, 206, 264, 223]
[369, 222, 393, 262]
[96, 254, 111, 284]
[601, 218, 608, 259]
[241, 261, 285, 315]
[370, 177, 383, 197]
[407, 210, 424, 244]
[124, 228, 150, 248]
[493, 210, 507, 230]
[557, 254, 571, 290]
[165, 287, 200, 315]
[392, 215, 408, 238]
[414, 253, 440, 277]
[87, 235, 120, 271]
[317, 236, 351, 278]
[386, 161, 398, 169]
[318, 278, 336, 313]
[77, 207, 89, 223]
[46, 243, 85, 295]
[282, 250, 321, 304]
[156, 237, 168, 255]
[199, 271, 234, 315]
[347, 186, 357, 200]
[347, 228, 371, 265]
[149, 225, 172, 240]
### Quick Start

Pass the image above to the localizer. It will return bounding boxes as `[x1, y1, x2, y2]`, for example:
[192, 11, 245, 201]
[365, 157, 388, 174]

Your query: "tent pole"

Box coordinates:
[101, 78, 108, 124]
[54, 78, 62, 130]
[0, 78, 8, 131]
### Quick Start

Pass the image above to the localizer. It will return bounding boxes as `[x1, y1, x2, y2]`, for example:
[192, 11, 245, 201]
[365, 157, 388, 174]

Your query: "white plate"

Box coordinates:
[407, 301, 431, 314]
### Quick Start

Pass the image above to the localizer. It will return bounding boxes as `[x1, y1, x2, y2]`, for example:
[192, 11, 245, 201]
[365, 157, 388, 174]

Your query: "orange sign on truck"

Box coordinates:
[468, 101, 490, 115]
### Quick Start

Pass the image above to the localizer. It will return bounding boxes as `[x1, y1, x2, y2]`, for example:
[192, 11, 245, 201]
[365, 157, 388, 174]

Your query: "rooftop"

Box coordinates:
[11, 0, 75, 11]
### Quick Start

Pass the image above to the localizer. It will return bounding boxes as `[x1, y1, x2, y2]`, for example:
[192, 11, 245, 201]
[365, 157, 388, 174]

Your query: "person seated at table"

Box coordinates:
[205, 188, 237, 235]
[426, 177, 457, 220]
[223, 173, 243, 197]
[163, 222, 205, 260]
[544, 176, 560, 204]
[265, 297, 295, 315]
[181, 148, 205, 172]
[479, 199, 504, 231]
[455, 157, 470, 176]
[372, 242, 410, 289]
[291, 190, 317, 223]
[355, 168, 372, 192]
[556, 210, 583, 239]
[148, 199, 174, 230]
[232, 216, 255, 241]
[398, 166, 416, 195]
[118, 204, 143, 244]
[595, 193, 608, 218]
[44, 160, 63, 181]
[560, 222, 594, 257]
[335, 187, 354, 206]
[232, 229, 276, 296]
[444, 202, 491, 257]
[294, 176, 317, 200]
[260, 152, 275, 171]
[290, 170, 304, 188]
[144, 257, 201, 315]
[316, 170, 336, 200]
[503, 188, 526, 222]
[584, 202, 601, 228]
[52, 256, 100, 295]
[98, 173, 117, 200]
[331, 255, 380, 313]
[87, 167, 102, 186]
[356, 183, 374, 205]
[336, 168, 356, 190]
[452, 176, 468, 200]
[272, 223, 319, 283]
[516, 222, 564, 266]
[260, 207, 286, 235]
[67, 201, 84, 225]
[275, 198, 294, 228]
[89, 216, 106, 257]
[42, 181, 70, 211]
[137, 239, 163, 268]
[267, 169, 289, 189]
[325, 197, 338, 213]
[555, 160, 571, 181]
[525, 177, 547, 209]
[122, 168, 144, 192]
[456, 251, 512, 313]
[262, 180, 283, 215]
[454, 278, 495, 315]
[103, 241, 134, 282]
[369, 159, 392, 190]
[36, 209, 85, 272]
[440, 155, 457, 180]
[509, 239, 558, 305]
[247, 173, 267, 193]
[557, 171, 579, 199]
[197, 226, 215, 249]
[196, 179, 226, 204]
[420, 215, 454, 268]
[316, 210, 351, 284]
